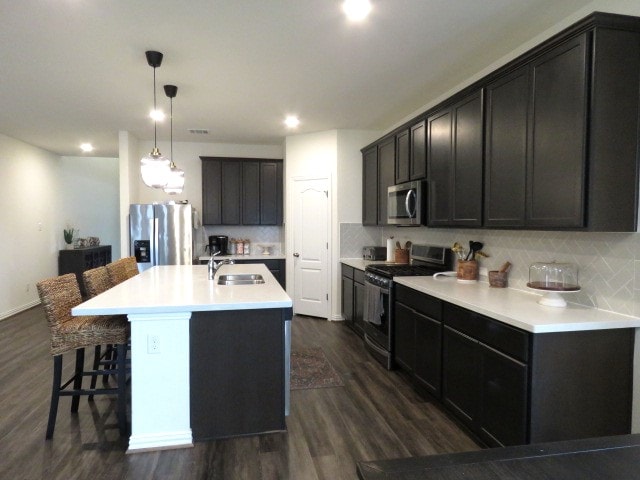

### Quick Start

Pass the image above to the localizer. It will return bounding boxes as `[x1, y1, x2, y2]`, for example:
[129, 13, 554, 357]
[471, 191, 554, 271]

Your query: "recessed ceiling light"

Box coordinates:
[342, 0, 372, 21]
[284, 115, 300, 129]
[149, 109, 165, 121]
[80, 143, 94, 153]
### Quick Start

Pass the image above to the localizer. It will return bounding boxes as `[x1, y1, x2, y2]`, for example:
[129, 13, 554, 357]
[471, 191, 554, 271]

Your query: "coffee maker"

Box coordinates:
[207, 235, 229, 255]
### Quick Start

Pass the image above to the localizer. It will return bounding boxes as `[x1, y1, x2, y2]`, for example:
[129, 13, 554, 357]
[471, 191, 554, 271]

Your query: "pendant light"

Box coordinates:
[163, 84, 185, 195]
[140, 50, 171, 188]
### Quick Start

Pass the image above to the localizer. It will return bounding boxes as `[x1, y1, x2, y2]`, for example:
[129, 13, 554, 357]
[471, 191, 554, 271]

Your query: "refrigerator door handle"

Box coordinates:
[153, 216, 159, 267]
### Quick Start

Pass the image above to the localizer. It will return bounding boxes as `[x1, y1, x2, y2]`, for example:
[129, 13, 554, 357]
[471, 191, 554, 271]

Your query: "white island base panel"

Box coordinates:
[127, 311, 193, 453]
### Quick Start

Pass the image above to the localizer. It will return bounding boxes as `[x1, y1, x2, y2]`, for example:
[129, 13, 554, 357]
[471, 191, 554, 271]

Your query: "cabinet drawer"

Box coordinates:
[342, 264, 354, 280]
[395, 285, 442, 320]
[444, 303, 529, 363]
[353, 269, 365, 284]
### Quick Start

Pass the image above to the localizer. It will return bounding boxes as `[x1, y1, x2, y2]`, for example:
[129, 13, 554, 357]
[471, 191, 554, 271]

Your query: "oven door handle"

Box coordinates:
[364, 278, 390, 295]
[364, 333, 390, 357]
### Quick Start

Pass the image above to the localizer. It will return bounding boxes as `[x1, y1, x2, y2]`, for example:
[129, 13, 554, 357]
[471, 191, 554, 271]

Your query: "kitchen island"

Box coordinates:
[72, 263, 292, 452]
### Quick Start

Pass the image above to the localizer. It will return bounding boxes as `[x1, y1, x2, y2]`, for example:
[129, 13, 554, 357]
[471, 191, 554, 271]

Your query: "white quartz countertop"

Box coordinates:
[72, 264, 292, 316]
[395, 276, 640, 334]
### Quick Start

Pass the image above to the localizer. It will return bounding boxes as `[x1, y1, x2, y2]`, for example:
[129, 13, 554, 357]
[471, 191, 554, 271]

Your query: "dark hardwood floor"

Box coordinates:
[0, 308, 479, 479]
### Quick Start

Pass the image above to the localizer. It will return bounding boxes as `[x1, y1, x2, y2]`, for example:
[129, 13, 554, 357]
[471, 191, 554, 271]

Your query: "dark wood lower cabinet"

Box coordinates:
[442, 326, 481, 425]
[394, 285, 633, 448]
[190, 309, 286, 441]
[478, 345, 528, 446]
[341, 264, 365, 338]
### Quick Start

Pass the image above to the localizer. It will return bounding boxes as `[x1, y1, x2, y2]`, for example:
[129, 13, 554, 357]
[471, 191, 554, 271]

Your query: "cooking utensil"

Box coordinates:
[466, 241, 484, 260]
[405, 241, 412, 250]
[396, 241, 401, 249]
[499, 261, 512, 273]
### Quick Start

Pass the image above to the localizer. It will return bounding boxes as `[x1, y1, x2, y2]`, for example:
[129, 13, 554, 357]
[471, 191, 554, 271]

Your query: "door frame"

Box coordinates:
[286, 175, 332, 319]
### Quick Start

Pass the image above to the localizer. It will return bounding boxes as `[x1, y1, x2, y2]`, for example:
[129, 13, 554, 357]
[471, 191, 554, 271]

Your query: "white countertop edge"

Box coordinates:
[75, 301, 293, 316]
[394, 276, 640, 334]
[72, 264, 292, 316]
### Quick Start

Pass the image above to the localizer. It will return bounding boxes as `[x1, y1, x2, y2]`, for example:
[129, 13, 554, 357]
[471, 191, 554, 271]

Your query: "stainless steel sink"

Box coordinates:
[217, 274, 265, 285]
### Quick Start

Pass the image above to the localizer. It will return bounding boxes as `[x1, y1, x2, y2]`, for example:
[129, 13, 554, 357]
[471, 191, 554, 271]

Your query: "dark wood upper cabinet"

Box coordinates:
[427, 109, 452, 226]
[362, 146, 378, 226]
[242, 161, 260, 225]
[410, 120, 426, 180]
[260, 161, 283, 226]
[527, 34, 588, 228]
[201, 157, 283, 226]
[377, 137, 395, 225]
[427, 91, 483, 227]
[202, 158, 222, 225]
[395, 128, 410, 184]
[364, 13, 640, 232]
[485, 67, 529, 227]
[221, 160, 242, 225]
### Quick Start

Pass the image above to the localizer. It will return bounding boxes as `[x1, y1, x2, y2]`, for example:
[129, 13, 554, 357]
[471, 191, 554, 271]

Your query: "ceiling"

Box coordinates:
[0, 0, 593, 157]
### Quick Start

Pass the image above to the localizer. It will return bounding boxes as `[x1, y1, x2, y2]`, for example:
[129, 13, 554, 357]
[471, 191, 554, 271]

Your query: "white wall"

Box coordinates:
[337, 130, 381, 223]
[59, 156, 120, 259]
[0, 135, 119, 319]
[0, 134, 62, 318]
[284, 130, 380, 321]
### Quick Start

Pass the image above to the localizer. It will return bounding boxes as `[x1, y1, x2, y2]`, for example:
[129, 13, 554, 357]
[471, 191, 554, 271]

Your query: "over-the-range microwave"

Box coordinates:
[387, 181, 425, 226]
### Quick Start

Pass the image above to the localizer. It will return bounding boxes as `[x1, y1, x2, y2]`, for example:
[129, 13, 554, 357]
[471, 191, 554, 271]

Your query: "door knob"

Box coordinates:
[293, 253, 300, 257]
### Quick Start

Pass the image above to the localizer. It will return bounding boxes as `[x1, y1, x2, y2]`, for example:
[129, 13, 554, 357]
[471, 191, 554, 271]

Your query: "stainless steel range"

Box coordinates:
[363, 244, 452, 370]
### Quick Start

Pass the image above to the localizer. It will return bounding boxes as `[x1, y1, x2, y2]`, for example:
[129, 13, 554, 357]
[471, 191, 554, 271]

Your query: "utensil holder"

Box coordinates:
[395, 248, 409, 264]
[457, 260, 478, 282]
[488, 270, 508, 288]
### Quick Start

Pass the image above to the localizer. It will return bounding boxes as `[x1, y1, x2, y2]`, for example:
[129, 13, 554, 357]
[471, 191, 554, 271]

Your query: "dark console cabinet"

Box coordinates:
[58, 246, 112, 297]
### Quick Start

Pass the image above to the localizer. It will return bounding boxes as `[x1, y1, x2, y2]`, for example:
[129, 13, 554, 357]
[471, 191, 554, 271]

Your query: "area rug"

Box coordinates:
[290, 346, 344, 390]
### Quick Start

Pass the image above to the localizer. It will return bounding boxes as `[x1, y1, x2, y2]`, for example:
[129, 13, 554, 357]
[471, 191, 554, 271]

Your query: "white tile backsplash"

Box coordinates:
[340, 223, 640, 318]
[198, 226, 283, 256]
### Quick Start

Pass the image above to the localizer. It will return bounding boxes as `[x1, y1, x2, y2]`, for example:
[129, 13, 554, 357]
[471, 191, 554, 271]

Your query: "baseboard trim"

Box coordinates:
[127, 430, 193, 453]
[0, 300, 41, 322]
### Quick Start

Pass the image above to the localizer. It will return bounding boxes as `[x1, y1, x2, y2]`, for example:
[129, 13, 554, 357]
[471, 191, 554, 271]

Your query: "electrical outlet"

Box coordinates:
[37, 222, 42, 231]
[147, 335, 161, 354]
[25, 284, 30, 293]
[479, 267, 488, 278]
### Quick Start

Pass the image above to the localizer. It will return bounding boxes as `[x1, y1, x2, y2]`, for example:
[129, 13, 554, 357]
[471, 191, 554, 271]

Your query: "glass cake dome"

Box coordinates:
[527, 261, 580, 307]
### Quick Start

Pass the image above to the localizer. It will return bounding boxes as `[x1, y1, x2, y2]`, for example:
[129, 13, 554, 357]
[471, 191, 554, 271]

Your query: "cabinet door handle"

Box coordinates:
[293, 253, 300, 257]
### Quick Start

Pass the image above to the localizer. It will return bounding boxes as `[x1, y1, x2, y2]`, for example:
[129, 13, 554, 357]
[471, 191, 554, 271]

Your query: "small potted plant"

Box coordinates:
[63, 227, 76, 249]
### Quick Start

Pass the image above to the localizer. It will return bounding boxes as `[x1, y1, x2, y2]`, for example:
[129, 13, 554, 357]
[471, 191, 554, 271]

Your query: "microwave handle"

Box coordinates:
[405, 189, 417, 218]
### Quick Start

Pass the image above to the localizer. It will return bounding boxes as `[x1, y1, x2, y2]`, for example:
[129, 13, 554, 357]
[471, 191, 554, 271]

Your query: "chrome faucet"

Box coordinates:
[208, 251, 234, 280]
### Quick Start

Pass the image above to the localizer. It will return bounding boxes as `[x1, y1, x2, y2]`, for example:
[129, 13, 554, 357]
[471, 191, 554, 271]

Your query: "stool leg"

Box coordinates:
[71, 348, 84, 413]
[88, 345, 102, 402]
[46, 355, 63, 439]
[116, 343, 128, 437]
[102, 344, 113, 384]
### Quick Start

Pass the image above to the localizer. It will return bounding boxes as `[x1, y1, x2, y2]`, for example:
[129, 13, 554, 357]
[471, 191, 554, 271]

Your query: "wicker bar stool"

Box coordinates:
[106, 256, 139, 286]
[37, 273, 129, 439]
[83, 266, 120, 390]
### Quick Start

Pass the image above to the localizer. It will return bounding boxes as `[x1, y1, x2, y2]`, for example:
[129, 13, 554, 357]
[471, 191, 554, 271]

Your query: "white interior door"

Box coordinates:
[293, 178, 329, 318]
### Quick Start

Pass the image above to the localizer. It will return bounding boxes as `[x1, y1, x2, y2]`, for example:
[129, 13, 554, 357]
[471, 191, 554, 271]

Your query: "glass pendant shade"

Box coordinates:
[163, 161, 185, 194]
[140, 147, 171, 188]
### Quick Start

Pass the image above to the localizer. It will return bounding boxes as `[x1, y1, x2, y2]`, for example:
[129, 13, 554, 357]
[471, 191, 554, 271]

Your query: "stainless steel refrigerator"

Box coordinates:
[129, 203, 193, 272]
